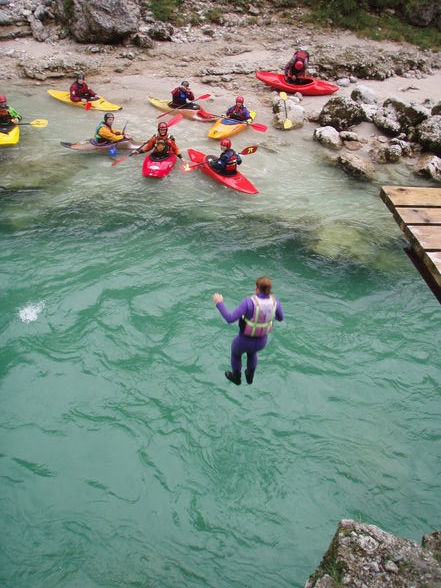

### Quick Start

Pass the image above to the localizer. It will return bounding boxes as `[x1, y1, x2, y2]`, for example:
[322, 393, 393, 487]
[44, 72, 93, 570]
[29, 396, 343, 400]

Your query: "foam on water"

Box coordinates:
[18, 300, 45, 323]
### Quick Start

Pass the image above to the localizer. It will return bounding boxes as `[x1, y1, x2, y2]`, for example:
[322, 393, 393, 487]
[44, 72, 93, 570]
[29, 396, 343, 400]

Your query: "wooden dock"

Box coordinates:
[380, 186, 441, 301]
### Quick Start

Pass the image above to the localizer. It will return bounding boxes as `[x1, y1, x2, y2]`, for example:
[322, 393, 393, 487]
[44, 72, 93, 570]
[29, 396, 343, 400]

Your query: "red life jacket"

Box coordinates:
[224, 149, 238, 173]
[0, 106, 11, 125]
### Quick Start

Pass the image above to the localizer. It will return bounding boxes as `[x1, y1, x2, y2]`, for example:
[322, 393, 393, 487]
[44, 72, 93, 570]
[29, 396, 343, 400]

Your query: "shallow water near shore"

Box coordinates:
[1, 85, 440, 587]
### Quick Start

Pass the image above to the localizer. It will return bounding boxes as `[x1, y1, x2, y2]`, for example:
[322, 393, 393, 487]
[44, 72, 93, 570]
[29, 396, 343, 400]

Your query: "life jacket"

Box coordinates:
[227, 105, 247, 120]
[172, 88, 188, 105]
[243, 295, 277, 337]
[224, 149, 238, 173]
[0, 106, 11, 125]
[95, 121, 110, 143]
[154, 133, 170, 155]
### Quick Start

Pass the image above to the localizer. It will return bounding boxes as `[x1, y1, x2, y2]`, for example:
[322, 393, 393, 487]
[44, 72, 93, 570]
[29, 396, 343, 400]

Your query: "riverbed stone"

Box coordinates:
[313, 126, 343, 150]
[305, 520, 441, 587]
[318, 96, 366, 131]
[415, 115, 441, 156]
[351, 85, 378, 105]
[64, 0, 140, 44]
[414, 154, 441, 183]
[373, 97, 430, 137]
[336, 153, 375, 181]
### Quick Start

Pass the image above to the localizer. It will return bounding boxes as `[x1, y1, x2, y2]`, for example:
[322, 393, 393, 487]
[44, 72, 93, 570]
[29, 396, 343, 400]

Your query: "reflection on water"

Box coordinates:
[1, 84, 440, 588]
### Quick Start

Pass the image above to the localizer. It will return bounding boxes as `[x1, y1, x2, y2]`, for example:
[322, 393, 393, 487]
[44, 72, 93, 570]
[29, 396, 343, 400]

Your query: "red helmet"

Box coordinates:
[0, 95, 6, 102]
[220, 139, 231, 149]
[235, 96, 244, 103]
[294, 60, 304, 71]
[158, 122, 168, 131]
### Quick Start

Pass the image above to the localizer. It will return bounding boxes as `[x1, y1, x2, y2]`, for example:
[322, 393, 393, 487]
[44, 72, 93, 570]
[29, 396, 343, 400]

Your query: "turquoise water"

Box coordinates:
[1, 86, 440, 587]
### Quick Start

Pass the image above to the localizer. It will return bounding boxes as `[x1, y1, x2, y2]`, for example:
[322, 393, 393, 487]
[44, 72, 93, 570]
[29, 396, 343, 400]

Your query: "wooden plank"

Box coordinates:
[395, 207, 441, 225]
[422, 252, 441, 289]
[381, 186, 441, 208]
[404, 225, 441, 251]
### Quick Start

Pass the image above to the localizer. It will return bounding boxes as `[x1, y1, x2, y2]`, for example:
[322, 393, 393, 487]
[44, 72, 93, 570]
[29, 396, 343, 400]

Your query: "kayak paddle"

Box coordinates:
[180, 145, 258, 173]
[279, 93, 293, 130]
[111, 113, 183, 166]
[17, 119, 48, 128]
[157, 94, 211, 119]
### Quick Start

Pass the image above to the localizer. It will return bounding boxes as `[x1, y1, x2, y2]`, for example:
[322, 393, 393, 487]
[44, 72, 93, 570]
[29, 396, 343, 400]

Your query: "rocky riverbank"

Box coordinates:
[2, 1, 441, 183]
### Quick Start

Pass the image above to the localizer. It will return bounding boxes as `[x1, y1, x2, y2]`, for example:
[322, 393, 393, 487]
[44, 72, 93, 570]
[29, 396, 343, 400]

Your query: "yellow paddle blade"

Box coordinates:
[283, 119, 293, 130]
[30, 119, 48, 128]
[279, 92, 288, 101]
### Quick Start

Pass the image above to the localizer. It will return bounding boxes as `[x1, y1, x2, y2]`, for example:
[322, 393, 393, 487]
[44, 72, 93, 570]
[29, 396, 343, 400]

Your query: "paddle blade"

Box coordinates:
[180, 161, 199, 173]
[197, 94, 211, 101]
[250, 122, 267, 132]
[279, 92, 288, 100]
[240, 146, 258, 155]
[283, 119, 293, 130]
[167, 113, 183, 127]
[108, 145, 118, 157]
[111, 155, 129, 166]
[30, 119, 48, 128]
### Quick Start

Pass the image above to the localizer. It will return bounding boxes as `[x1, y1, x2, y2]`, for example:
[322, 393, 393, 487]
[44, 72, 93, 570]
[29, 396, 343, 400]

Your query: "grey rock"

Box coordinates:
[414, 154, 441, 183]
[314, 126, 343, 150]
[305, 520, 441, 587]
[432, 101, 441, 116]
[336, 153, 376, 181]
[318, 96, 366, 131]
[416, 115, 441, 156]
[351, 85, 378, 105]
[373, 97, 430, 137]
[66, 0, 140, 44]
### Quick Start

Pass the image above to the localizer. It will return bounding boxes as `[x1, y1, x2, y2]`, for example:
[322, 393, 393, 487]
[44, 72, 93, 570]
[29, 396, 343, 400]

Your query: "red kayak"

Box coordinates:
[255, 72, 339, 96]
[187, 148, 258, 195]
[142, 153, 177, 178]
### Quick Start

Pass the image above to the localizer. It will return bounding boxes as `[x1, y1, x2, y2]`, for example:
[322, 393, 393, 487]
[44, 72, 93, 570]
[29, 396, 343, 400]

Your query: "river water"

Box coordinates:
[1, 85, 440, 587]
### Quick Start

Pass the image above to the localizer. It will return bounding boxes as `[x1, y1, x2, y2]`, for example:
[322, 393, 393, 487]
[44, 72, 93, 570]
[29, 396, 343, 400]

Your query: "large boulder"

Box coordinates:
[305, 520, 441, 587]
[415, 115, 441, 156]
[61, 0, 140, 44]
[318, 97, 366, 131]
[373, 98, 430, 137]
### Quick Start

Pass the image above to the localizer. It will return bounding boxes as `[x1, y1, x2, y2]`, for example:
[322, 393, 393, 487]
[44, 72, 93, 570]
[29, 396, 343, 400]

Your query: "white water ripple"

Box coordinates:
[18, 300, 45, 323]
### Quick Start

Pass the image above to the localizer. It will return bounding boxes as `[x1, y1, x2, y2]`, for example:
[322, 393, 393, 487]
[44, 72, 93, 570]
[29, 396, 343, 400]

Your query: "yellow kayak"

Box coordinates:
[0, 125, 20, 146]
[47, 90, 122, 111]
[208, 112, 256, 140]
[147, 96, 218, 122]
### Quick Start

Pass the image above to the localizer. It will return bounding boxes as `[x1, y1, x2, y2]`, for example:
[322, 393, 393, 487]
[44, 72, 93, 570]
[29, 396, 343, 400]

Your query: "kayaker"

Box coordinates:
[284, 49, 310, 83]
[225, 96, 252, 122]
[0, 95, 22, 129]
[207, 139, 242, 176]
[130, 121, 182, 160]
[94, 113, 131, 145]
[169, 81, 198, 110]
[70, 72, 98, 103]
[213, 276, 284, 385]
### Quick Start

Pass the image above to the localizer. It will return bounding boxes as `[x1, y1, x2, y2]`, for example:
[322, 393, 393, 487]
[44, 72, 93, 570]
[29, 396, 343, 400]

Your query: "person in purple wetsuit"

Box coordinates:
[213, 276, 284, 386]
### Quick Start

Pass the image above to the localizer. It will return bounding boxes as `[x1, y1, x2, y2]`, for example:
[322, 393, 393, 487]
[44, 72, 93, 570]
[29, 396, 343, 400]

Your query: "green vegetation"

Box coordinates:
[303, 0, 441, 50]
[63, 0, 74, 19]
[204, 8, 223, 24]
[149, 0, 184, 24]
